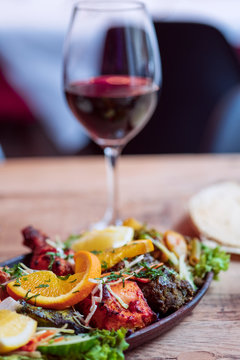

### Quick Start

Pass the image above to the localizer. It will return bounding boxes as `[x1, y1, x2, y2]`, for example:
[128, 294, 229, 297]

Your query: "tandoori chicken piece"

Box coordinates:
[79, 280, 156, 331]
[22, 226, 48, 250]
[22, 226, 74, 276]
[0, 267, 10, 301]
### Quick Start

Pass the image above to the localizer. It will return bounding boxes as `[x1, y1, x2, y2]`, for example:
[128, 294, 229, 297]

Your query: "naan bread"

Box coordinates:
[189, 182, 240, 250]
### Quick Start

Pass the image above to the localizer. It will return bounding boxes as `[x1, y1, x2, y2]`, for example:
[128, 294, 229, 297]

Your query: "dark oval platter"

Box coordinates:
[0, 254, 213, 351]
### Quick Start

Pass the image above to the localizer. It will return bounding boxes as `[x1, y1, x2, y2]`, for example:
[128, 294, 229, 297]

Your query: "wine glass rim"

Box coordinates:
[74, 0, 145, 12]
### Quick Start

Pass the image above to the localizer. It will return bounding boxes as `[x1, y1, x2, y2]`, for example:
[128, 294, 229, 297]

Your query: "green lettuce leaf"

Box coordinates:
[38, 328, 128, 360]
[89, 328, 128, 360]
[193, 244, 230, 280]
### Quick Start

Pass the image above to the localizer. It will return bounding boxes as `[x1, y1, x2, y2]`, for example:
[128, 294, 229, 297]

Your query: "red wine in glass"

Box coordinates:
[63, 1, 161, 228]
[65, 75, 159, 146]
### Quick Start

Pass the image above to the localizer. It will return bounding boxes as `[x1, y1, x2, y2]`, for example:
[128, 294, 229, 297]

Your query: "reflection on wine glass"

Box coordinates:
[64, 1, 161, 228]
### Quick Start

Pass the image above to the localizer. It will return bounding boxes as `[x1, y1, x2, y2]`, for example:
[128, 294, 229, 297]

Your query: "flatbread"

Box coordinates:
[201, 236, 240, 255]
[189, 181, 240, 249]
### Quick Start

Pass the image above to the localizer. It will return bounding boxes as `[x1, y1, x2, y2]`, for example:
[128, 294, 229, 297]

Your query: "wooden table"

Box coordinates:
[0, 154, 239, 360]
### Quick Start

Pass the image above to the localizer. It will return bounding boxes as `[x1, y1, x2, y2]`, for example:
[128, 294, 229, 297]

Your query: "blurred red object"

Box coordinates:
[0, 64, 35, 123]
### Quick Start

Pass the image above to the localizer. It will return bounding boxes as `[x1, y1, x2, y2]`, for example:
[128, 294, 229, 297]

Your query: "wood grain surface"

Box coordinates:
[0, 154, 239, 359]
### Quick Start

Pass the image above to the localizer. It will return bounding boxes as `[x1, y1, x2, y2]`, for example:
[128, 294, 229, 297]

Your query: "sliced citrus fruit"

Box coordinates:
[7, 251, 101, 310]
[71, 226, 134, 252]
[0, 309, 37, 354]
[123, 218, 142, 230]
[96, 239, 154, 270]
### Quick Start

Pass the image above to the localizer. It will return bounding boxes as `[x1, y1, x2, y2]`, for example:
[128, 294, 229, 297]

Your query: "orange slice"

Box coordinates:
[122, 218, 142, 230]
[97, 239, 154, 270]
[7, 251, 101, 310]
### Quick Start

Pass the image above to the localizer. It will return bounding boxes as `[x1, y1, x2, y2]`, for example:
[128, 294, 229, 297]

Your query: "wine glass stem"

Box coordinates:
[103, 146, 122, 225]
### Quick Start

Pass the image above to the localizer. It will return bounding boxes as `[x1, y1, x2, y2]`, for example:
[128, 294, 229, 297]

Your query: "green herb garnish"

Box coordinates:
[101, 261, 108, 270]
[24, 289, 40, 304]
[134, 261, 164, 280]
[69, 278, 77, 284]
[58, 274, 71, 281]
[63, 234, 81, 250]
[2, 264, 24, 279]
[13, 278, 21, 287]
[65, 253, 74, 260]
[24, 289, 32, 300]
[46, 252, 62, 270]
[26, 294, 40, 303]
[35, 284, 49, 289]
[91, 250, 103, 255]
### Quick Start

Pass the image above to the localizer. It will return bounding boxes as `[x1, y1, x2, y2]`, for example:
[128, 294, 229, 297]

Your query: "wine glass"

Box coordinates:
[63, 0, 161, 229]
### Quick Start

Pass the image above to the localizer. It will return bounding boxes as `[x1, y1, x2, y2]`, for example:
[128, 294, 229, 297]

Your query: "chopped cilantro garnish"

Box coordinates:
[134, 261, 164, 280]
[69, 278, 77, 284]
[95, 261, 165, 287]
[13, 278, 21, 287]
[26, 294, 40, 303]
[91, 250, 103, 255]
[35, 284, 49, 288]
[24, 289, 32, 300]
[58, 274, 71, 281]
[101, 261, 108, 270]
[2, 264, 24, 279]
[63, 234, 81, 250]
[46, 252, 61, 270]
[24, 289, 40, 304]
[46, 251, 74, 270]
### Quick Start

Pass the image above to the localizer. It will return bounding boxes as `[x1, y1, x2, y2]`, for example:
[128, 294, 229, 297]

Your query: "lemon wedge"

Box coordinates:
[71, 226, 134, 252]
[0, 310, 37, 354]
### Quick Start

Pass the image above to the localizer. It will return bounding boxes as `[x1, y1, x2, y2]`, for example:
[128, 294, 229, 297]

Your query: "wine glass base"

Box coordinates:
[90, 212, 122, 230]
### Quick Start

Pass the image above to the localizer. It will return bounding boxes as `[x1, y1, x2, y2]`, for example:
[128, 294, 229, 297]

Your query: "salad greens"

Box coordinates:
[0, 329, 128, 360]
[193, 244, 230, 280]
[38, 328, 128, 360]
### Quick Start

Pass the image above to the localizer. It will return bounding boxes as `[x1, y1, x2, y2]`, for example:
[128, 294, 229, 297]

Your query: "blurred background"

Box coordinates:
[1, 0, 240, 158]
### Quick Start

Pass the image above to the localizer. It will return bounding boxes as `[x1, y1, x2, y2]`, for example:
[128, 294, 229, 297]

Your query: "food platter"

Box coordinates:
[0, 253, 213, 352]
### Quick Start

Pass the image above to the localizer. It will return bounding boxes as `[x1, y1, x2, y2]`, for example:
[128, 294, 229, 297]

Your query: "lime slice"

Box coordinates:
[0, 310, 37, 354]
[71, 226, 134, 252]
